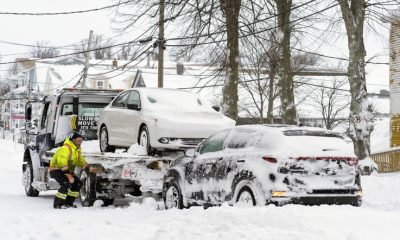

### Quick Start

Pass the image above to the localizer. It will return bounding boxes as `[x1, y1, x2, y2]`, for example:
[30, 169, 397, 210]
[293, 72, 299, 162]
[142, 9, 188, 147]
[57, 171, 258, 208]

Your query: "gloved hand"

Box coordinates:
[66, 173, 74, 183]
[89, 165, 103, 174]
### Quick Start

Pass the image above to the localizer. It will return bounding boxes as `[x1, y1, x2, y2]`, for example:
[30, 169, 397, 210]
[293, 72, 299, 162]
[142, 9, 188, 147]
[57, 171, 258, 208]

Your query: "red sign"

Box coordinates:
[11, 114, 24, 120]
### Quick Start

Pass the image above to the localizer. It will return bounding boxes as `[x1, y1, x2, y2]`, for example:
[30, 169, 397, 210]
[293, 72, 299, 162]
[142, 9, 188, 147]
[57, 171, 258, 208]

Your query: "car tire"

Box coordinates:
[139, 125, 155, 156]
[79, 170, 97, 207]
[100, 126, 115, 153]
[236, 186, 256, 207]
[164, 180, 184, 209]
[22, 161, 39, 197]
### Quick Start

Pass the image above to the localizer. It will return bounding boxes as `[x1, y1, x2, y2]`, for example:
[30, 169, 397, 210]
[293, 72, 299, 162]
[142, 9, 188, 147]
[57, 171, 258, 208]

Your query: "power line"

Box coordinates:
[166, 0, 336, 44]
[166, 0, 320, 42]
[165, 1, 388, 66]
[87, 45, 154, 77]
[0, 37, 154, 65]
[0, 0, 133, 16]
[292, 48, 389, 65]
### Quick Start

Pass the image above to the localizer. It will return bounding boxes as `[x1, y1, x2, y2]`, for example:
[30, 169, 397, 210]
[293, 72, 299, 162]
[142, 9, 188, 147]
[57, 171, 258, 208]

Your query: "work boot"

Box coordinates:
[65, 195, 77, 208]
[55, 205, 68, 209]
[53, 197, 66, 209]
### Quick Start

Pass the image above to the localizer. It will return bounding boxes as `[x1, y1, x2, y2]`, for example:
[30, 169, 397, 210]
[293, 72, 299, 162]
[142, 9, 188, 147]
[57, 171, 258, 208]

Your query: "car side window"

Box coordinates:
[199, 130, 229, 155]
[111, 92, 130, 108]
[126, 90, 141, 106]
[226, 130, 254, 149]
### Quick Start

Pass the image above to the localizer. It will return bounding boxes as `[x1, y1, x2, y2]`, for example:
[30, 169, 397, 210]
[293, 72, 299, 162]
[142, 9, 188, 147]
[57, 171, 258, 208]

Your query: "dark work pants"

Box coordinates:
[50, 170, 83, 208]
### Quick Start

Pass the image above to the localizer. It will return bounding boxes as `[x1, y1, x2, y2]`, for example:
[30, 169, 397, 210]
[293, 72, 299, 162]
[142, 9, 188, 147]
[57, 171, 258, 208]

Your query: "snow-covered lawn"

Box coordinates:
[0, 139, 399, 240]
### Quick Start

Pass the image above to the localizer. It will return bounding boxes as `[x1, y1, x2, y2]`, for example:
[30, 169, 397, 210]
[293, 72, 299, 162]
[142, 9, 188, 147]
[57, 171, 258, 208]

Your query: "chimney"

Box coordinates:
[112, 58, 118, 69]
[177, 58, 184, 75]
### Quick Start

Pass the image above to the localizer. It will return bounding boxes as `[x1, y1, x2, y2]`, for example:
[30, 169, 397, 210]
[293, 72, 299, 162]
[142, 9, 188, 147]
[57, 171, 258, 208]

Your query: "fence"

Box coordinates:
[371, 147, 400, 173]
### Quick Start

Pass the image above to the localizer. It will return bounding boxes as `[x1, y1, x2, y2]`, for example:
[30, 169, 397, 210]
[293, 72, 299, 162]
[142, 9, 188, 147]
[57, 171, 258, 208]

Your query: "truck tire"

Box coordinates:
[79, 170, 97, 207]
[79, 170, 114, 207]
[100, 126, 115, 153]
[22, 161, 39, 197]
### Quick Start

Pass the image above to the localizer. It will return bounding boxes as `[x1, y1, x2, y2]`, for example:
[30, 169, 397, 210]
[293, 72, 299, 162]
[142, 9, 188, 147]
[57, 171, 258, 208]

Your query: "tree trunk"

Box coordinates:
[338, 0, 373, 160]
[275, 0, 297, 125]
[221, 0, 241, 120]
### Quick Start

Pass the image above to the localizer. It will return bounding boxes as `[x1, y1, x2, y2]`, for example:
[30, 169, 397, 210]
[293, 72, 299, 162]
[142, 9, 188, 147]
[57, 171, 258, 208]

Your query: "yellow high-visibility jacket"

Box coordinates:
[50, 138, 87, 172]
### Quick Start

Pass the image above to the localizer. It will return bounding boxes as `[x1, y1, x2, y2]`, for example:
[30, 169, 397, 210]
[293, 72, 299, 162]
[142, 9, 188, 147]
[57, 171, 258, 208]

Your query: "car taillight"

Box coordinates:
[263, 156, 277, 163]
[348, 158, 359, 166]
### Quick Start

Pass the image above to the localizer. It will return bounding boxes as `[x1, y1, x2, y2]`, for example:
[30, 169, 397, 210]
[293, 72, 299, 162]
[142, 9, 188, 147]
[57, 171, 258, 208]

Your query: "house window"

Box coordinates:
[96, 80, 104, 89]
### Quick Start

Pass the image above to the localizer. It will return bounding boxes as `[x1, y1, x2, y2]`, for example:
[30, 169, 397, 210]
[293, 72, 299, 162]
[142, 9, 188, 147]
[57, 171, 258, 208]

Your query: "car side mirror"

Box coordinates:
[25, 102, 32, 121]
[212, 106, 220, 112]
[126, 103, 141, 111]
[184, 148, 195, 158]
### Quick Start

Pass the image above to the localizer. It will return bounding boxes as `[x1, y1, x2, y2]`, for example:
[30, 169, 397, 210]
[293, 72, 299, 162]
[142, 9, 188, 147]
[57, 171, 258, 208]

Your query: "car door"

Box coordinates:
[216, 129, 260, 202]
[106, 91, 130, 144]
[124, 90, 142, 145]
[36, 99, 54, 162]
[184, 129, 230, 205]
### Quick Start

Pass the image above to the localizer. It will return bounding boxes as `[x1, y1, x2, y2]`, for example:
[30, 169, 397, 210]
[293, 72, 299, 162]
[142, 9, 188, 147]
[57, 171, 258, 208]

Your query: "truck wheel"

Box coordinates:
[79, 170, 97, 207]
[22, 161, 39, 197]
[100, 126, 115, 153]
[139, 126, 155, 156]
[164, 180, 183, 209]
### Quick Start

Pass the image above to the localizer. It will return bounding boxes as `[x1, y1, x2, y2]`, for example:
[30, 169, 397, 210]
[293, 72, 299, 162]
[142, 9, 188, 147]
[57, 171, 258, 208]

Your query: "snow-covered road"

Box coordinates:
[0, 139, 399, 240]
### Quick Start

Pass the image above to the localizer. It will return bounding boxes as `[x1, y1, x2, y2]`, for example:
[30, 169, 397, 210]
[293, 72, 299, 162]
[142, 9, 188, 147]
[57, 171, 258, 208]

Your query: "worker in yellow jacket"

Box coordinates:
[50, 132, 97, 209]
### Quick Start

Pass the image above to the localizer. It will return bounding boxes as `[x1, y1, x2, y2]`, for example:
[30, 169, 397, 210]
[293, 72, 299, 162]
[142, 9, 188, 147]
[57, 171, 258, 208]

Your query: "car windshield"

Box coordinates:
[283, 135, 353, 155]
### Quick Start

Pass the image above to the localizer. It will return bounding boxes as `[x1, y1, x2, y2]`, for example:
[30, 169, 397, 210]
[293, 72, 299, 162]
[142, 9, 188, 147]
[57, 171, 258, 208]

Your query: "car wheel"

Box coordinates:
[22, 161, 39, 197]
[100, 126, 115, 153]
[235, 186, 256, 207]
[164, 181, 183, 209]
[79, 170, 97, 207]
[139, 126, 155, 156]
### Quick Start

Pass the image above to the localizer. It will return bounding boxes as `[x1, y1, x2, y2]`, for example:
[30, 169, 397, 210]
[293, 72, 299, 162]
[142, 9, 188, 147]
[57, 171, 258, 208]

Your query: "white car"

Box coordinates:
[98, 88, 235, 154]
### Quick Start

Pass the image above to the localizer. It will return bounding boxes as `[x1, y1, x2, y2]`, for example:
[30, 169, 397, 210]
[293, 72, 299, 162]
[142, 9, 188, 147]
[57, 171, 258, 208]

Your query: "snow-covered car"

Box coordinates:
[98, 88, 235, 154]
[163, 125, 363, 209]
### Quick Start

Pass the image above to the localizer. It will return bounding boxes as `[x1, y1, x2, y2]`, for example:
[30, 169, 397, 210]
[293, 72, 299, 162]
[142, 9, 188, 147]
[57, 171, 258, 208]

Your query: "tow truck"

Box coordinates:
[22, 88, 173, 206]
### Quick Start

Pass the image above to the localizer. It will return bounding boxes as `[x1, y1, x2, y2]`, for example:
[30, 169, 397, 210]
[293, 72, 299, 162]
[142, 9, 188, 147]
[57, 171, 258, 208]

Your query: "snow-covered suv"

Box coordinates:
[163, 125, 362, 209]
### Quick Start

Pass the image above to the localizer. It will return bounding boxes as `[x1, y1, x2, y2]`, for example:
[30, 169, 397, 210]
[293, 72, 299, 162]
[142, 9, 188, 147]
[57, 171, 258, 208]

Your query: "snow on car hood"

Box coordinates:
[142, 88, 231, 121]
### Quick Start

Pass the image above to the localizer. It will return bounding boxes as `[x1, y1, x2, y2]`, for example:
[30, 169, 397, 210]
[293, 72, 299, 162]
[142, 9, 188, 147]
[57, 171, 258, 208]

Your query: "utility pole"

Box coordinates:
[158, 0, 164, 88]
[27, 72, 32, 101]
[81, 30, 93, 88]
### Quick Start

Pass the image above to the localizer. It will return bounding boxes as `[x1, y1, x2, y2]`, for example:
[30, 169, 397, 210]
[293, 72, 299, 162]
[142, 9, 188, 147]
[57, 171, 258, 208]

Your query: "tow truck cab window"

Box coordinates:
[61, 103, 108, 117]
[112, 92, 130, 108]
[40, 101, 51, 129]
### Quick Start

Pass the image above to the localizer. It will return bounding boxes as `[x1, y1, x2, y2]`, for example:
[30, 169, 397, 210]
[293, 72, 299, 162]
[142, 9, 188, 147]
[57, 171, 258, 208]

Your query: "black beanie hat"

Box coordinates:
[70, 132, 83, 140]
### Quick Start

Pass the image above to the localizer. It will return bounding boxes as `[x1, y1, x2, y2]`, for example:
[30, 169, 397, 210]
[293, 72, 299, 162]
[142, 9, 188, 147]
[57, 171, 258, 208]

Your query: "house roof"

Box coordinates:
[14, 58, 36, 71]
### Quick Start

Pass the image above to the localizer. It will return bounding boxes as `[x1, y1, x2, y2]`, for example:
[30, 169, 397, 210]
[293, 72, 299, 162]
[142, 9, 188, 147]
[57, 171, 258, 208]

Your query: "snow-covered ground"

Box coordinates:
[1, 139, 400, 240]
